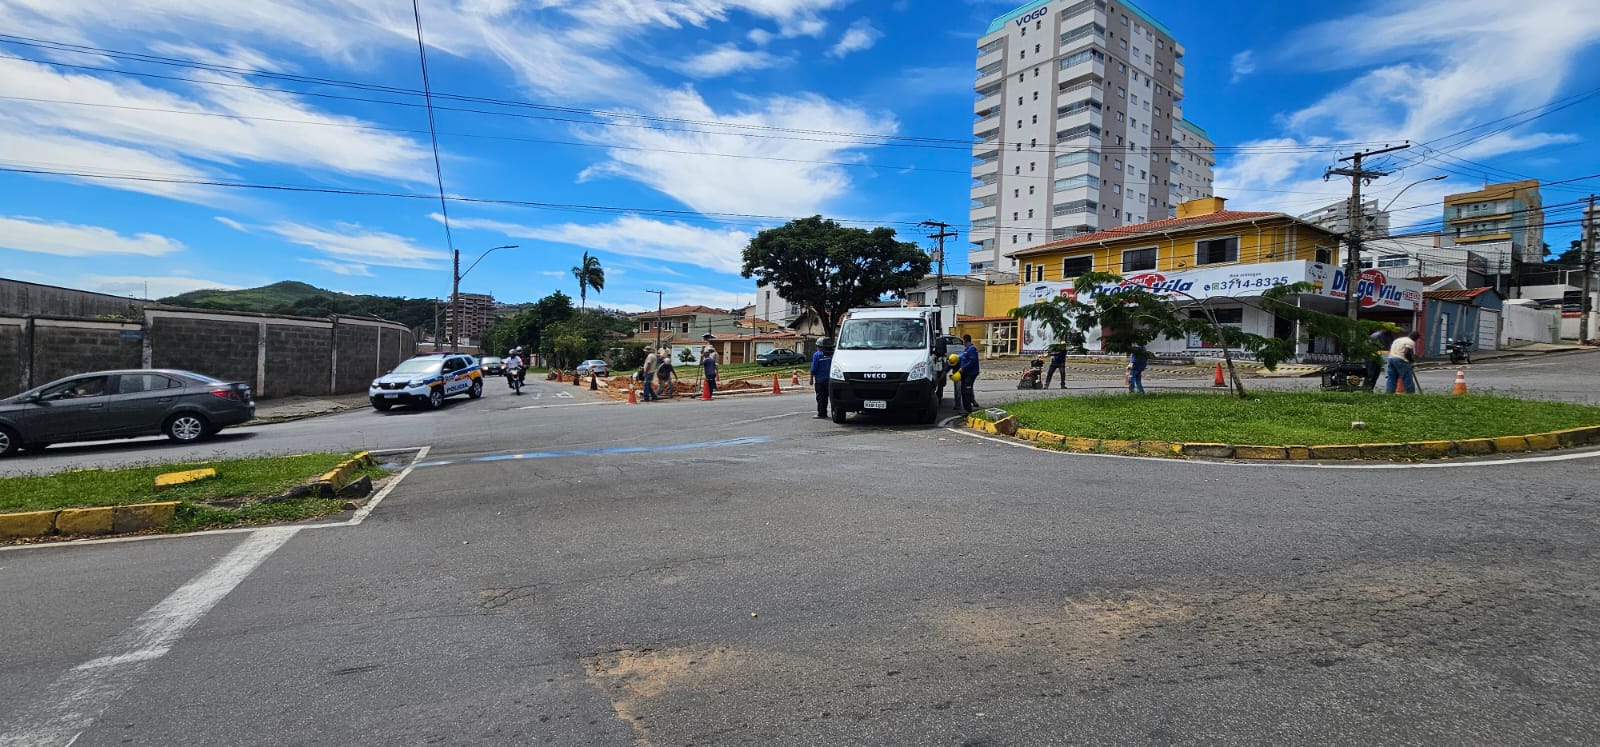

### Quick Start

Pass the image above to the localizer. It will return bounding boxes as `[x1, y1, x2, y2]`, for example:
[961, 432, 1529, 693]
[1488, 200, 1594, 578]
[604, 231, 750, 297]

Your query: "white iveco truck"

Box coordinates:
[826, 306, 963, 424]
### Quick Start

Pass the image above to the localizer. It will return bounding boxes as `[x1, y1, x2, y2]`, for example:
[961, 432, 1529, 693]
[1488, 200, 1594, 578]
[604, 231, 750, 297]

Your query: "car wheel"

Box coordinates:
[919, 393, 939, 425]
[831, 406, 847, 424]
[164, 413, 209, 443]
[0, 426, 18, 457]
[468, 380, 483, 399]
[427, 387, 444, 409]
[373, 401, 392, 412]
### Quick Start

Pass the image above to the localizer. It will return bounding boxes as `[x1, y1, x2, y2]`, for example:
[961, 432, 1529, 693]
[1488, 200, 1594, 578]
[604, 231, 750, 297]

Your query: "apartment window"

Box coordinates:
[1033, 91, 1039, 100]
[1030, 162, 1036, 171]
[1035, 44, 1041, 53]
[1020, 50, 1026, 60]
[1119, 62, 1126, 73]
[1027, 209, 1034, 218]
[1117, 86, 1126, 98]
[1030, 138, 1037, 147]
[1062, 254, 1094, 278]
[1113, 159, 1122, 169]
[1031, 115, 1038, 124]
[1121, 14, 1128, 24]
[1112, 208, 1120, 217]
[1027, 232, 1033, 241]
[1034, 67, 1040, 77]
[1116, 111, 1125, 122]
[1195, 237, 1238, 265]
[1017, 119, 1023, 129]
[1014, 189, 1019, 197]
[1314, 247, 1333, 264]
[1013, 212, 1020, 221]
[1122, 246, 1157, 271]
[681, 322, 691, 333]
[1377, 255, 1411, 268]
[1112, 184, 1121, 194]
[1029, 186, 1035, 194]
[1013, 235, 1019, 244]
[1119, 39, 1127, 49]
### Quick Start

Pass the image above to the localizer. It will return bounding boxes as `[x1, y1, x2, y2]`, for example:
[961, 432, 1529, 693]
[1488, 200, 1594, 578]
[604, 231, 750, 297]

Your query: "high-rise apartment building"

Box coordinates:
[970, 0, 1215, 277]
[445, 292, 497, 342]
[1442, 179, 1542, 259]
[1299, 198, 1390, 238]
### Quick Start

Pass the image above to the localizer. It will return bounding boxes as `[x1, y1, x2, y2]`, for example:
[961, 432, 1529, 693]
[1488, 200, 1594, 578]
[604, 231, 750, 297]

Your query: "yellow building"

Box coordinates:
[961, 197, 1422, 360]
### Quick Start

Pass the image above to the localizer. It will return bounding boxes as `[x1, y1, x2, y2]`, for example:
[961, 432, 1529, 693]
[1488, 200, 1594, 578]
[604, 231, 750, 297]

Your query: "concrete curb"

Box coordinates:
[310, 451, 375, 497]
[0, 502, 178, 540]
[963, 417, 1600, 462]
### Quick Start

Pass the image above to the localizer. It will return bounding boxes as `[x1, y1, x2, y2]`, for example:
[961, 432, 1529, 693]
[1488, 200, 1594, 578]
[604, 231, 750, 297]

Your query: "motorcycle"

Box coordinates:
[1447, 337, 1472, 365]
[507, 366, 525, 394]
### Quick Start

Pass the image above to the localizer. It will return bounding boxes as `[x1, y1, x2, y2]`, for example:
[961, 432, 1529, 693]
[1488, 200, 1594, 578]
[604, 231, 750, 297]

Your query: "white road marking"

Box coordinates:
[0, 528, 299, 746]
[516, 401, 609, 411]
[556, 391, 574, 398]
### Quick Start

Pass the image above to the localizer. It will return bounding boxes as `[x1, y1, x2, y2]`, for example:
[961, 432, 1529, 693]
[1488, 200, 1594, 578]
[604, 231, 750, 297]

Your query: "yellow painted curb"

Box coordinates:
[154, 468, 216, 492]
[0, 510, 58, 539]
[1308, 444, 1362, 460]
[112, 502, 178, 533]
[56, 507, 114, 536]
[1233, 445, 1289, 460]
[1286, 446, 1312, 460]
[1358, 443, 1411, 459]
[1063, 436, 1100, 452]
[1098, 439, 1142, 456]
[315, 451, 376, 493]
[1179, 443, 1233, 458]
[1413, 440, 1454, 458]
[1492, 436, 1529, 453]
[1523, 433, 1560, 451]
[1453, 438, 1496, 456]
[1550, 426, 1600, 448]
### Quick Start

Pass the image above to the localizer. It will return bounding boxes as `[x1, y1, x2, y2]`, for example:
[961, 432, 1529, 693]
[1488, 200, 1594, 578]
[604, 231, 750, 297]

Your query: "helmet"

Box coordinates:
[951, 371, 962, 382]
[947, 353, 960, 366]
[818, 337, 835, 350]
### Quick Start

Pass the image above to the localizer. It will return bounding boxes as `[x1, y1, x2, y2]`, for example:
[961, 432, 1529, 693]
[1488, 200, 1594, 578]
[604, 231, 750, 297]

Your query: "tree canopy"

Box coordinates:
[741, 216, 931, 338]
[571, 251, 605, 310]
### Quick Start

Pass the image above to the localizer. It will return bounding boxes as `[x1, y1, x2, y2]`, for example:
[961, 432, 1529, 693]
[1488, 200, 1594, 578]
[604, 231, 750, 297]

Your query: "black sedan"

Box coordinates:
[757, 348, 807, 366]
[0, 369, 255, 457]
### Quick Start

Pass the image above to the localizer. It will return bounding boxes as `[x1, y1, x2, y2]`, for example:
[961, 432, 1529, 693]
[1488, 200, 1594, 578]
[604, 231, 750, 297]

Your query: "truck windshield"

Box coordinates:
[838, 318, 927, 350]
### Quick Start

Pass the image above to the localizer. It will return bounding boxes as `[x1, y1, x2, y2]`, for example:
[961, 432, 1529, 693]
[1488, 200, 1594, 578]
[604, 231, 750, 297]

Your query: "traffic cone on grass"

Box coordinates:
[1212, 363, 1225, 387]
[1452, 367, 1467, 395]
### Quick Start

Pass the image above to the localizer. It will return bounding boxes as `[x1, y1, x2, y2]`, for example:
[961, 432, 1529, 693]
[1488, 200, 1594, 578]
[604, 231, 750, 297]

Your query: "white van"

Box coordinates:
[826, 307, 962, 424]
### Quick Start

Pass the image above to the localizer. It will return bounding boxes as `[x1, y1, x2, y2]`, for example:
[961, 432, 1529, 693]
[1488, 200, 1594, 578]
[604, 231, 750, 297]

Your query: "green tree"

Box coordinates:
[1011, 273, 1390, 399]
[571, 251, 605, 311]
[741, 216, 931, 339]
[481, 291, 575, 357]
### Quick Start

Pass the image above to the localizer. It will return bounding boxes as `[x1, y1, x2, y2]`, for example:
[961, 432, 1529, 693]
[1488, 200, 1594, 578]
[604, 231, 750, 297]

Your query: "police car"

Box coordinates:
[369, 354, 483, 411]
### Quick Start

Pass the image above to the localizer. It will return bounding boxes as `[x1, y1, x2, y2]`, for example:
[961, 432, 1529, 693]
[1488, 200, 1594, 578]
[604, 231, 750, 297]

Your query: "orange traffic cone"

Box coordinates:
[1395, 375, 1406, 394]
[627, 381, 638, 404]
[1451, 367, 1467, 395]
[791, 370, 800, 386]
[1212, 363, 1225, 387]
[701, 378, 713, 401]
[772, 373, 782, 394]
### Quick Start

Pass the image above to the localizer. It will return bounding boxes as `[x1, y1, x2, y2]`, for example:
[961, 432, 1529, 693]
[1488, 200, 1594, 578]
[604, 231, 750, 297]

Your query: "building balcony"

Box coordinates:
[1060, 57, 1104, 83]
[976, 67, 1004, 90]
[976, 48, 1004, 72]
[973, 117, 999, 137]
[972, 158, 999, 179]
[970, 181, 998, 201]
[974, 92, 1002, 115]
[1056, 108, 1101, 133]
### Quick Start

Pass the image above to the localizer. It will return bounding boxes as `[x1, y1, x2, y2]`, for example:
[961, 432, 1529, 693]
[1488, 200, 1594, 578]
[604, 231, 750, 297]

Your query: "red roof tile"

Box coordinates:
[1424, 287, 1499, 302]
[1008, 210, 1299, 258]
[630, 304, 736, 318]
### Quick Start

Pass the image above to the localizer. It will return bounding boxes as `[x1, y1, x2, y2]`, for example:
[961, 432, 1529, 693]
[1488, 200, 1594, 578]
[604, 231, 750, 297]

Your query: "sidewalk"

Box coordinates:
[248, 393, 372, 424]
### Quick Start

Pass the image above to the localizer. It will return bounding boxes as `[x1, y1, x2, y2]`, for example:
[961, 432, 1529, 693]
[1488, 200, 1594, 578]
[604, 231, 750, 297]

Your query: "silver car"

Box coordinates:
[0, 370, 255, 457]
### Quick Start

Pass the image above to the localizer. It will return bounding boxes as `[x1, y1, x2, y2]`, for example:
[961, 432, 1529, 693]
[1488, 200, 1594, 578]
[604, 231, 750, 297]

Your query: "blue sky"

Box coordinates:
[1, 0, 1598, 312]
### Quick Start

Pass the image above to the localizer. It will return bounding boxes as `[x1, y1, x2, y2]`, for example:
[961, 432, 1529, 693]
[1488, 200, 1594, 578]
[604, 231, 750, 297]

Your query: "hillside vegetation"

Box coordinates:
[161, 281, 439, 331]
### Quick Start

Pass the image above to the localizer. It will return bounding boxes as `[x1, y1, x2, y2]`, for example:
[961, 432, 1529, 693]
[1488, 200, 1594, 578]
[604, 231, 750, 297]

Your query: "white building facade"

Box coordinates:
[969, 0, 1215, 278]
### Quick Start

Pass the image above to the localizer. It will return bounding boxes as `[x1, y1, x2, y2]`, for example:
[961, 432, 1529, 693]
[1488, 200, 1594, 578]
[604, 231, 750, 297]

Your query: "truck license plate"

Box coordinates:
[864, 400, 887, 410]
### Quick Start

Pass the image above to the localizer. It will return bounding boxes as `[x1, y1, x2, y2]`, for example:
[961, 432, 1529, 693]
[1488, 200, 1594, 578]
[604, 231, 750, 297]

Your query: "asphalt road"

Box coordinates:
[3, 353, 1599, 745]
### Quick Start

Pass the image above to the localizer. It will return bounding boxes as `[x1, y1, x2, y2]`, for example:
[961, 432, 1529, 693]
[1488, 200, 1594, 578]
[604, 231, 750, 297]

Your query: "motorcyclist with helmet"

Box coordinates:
[505, 347, 527, 392]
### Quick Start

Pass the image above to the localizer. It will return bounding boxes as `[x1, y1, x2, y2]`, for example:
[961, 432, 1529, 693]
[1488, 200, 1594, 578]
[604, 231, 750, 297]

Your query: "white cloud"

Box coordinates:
[676, 44, 785, 78]
[577, 88, 898, 217]
[214, 216, 247, 232]
[1218, 0, 1600, 219]
[1229, 50, 1255, 83]
[80, 274, 241, 298]
[0, 215, 185, 257]
[299, 258, 375, 276]
[828, 20, 882, 58]
[264, 222, 449, 270]
[445, 214, 751, 274]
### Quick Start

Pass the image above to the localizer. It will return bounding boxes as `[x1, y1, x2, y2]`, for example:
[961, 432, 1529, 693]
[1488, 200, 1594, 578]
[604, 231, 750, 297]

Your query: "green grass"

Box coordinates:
[165, 498, 349, 533]
[0, 452, 380, 514]
[1000, 392, 1600, 445]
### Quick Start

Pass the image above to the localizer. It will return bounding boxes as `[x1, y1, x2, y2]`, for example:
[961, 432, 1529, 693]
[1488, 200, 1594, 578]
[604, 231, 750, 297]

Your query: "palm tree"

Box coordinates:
[571, 251, 605, 311]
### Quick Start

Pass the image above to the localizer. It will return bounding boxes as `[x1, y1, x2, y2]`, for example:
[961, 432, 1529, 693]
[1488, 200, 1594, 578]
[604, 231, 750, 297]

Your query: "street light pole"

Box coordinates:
[646, 289, 664, 352]
[920, 220, 957, 332]
[450, 244, 518, 351]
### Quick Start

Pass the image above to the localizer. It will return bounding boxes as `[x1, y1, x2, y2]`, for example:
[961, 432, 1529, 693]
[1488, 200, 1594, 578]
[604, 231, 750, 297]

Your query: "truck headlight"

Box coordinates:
[908, 361, 929, 381]
[829, 367, 844, 381]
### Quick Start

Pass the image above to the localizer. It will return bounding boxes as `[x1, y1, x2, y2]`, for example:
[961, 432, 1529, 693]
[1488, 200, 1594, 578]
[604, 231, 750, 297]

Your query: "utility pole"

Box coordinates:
[920, 220, 957, 332]
[1582, 194, 1596, 344]
[449, 249, 460, 352]
[1325, 143, 1410, 321]
[646, 289, 664, 352]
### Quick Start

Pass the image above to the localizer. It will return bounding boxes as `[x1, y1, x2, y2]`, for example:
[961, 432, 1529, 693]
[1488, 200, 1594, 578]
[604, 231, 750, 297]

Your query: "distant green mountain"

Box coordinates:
[161, 281, 440, 332]
[162, 281, 329, 311]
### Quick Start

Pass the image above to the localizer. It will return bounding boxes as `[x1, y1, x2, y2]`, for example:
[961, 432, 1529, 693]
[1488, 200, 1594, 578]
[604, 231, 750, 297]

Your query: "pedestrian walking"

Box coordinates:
[1385, 330, 1421, 394]
[641, 346, 659, 402]
[1044, 343, 1068, 389]
[699, 334, 719, 396]
[810, 337, 834, 418]
[1127, 343, 1148, 394]
[957, 334, 980, 413]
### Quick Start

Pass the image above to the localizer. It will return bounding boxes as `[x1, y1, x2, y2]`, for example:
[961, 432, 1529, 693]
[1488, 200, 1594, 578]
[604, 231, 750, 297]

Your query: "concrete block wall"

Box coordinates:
[0, 306, 415, 399]
[148, 315, 261, 386]
[265, 322, 334, 397]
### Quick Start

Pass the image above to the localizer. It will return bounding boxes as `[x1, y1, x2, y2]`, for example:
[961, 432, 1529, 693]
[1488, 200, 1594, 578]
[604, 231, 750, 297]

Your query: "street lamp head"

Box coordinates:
[495, 244, 519, 250]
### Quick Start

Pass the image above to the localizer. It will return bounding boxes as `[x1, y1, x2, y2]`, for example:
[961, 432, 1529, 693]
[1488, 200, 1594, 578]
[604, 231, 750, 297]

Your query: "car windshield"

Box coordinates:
[391, 358, 443, 375]
[837, 318, 927, 350]
[483, 357, 503, 364]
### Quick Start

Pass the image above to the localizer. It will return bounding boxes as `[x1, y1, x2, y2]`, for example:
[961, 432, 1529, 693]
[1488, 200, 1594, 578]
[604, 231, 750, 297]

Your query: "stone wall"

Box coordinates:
[0, 278, 145, 318]
[0, 307, 414, 399]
